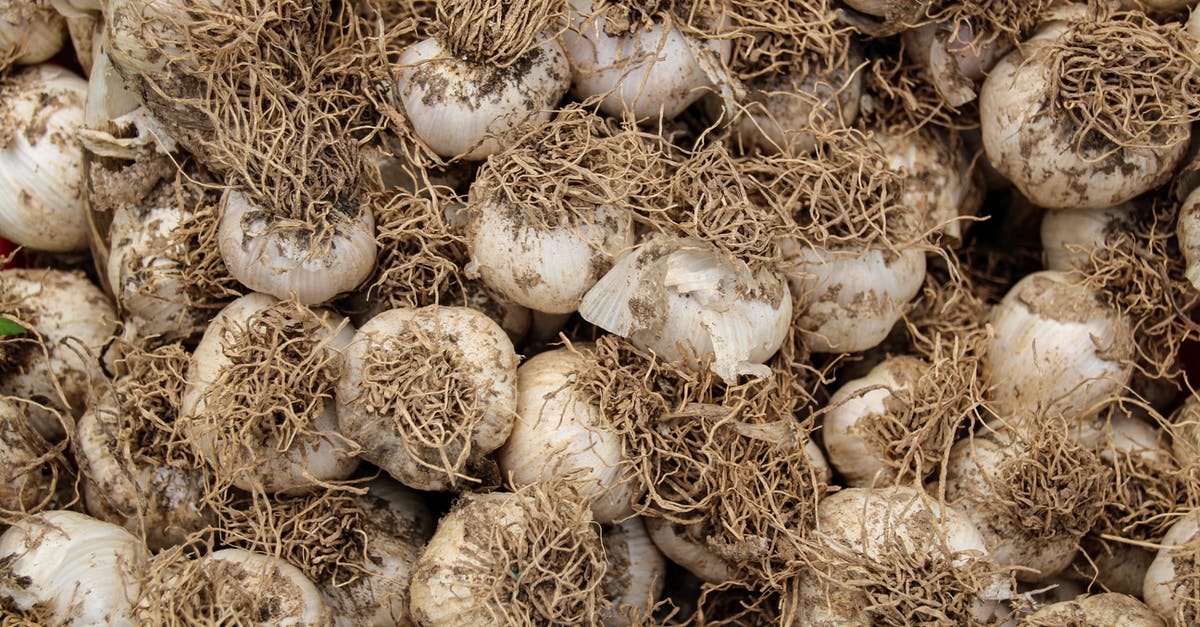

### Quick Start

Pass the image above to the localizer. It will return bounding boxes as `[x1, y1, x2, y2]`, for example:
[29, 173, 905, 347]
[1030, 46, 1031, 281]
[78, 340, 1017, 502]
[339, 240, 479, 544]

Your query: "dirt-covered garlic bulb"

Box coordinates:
[498, 346, 642, 523]
[0, 510, 146, 625]
[784, 244, 926, 354]
[409, 484, 608, 625]
[395, 0, 569, 160]
[0, 396, 59, 514]
[0, 1, 65, 68]
[600, 517, 665, 627]
[797, 486, 1012, 626]
[563, 0, 730, 121]
[984, 270, 1135, 422]
[874, 125, 983, 245]
[980, 11, 1200, 210]
[0, 64, 89, 252]
[1144, 509, 1200, 624]
[1024, 592, 1166, 626]
[336, 305, 518, 492]
[0, 268, 117, 439]
[1042, 203, 1136, 273]
[218, 189, 376, 306]
[579, 235, 791, 383]
[180, 292, 359, 494]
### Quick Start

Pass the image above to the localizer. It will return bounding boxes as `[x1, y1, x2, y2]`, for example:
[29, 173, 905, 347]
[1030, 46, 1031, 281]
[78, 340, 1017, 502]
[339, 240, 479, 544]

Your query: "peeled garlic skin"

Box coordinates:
[396, 37, 569, 160]
[562, 0, 729, 121]
[0, 510, 146, 626]
[784, 244, 925, 354]
[0, 64, 89, 252]
[601, 518, 665, 627]
[203, 549, 332, 625]
[466, 195, 634, 314]
[979, 28, 1188, 210]
[0, 1, 65, 66]
[1177, 186, 1200, 290]
[984, 271, 1134, 423]
[498, 347, 641, 523]
[1041, 203, 1135, 273]
[1144, 510, 1200, 622]
[218, 190, 377, 306]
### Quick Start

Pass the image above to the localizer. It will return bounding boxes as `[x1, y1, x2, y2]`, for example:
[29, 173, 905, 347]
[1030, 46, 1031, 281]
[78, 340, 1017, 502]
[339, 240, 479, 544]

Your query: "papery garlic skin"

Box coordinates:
[218, 190, 376, 306]
[1177, 186, 1200, 290]
[784, 244, 925, 354]
[0, 397, 56, 512]
[0, 268, 117, 440]
[984, 270, 1134, 422]
[0, 0, 65, 67]
[0, 510, 146, 626]
[180, 292, 359, 494]
[1042, 203, 1135, 273]
[1144, 509, 1200, 623]
[465, 195, 635, 315]
[875, 126, 983, 245]
[563, 0, 730, 121]
[103, 0, 203, 81]
[979, 22, 1189, 210]
[579, 236, 791, 383]
[823, 355, 925, 487]
[601, 517, 665, 627]
[396, 37, 569, 160]
[202, 549, 332, 625]
[1027, 593, 1166, 626]
[498, 347, 641, 523]
[0, 64, 89, 252]
[336, 305, 518, 492]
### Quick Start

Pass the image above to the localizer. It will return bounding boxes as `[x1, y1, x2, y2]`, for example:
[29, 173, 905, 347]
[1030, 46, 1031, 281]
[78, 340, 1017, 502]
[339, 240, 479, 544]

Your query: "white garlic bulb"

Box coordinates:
[1026, 593, 1165, 626]
[601, 517, 665, 627]
[1177, 186, 1200, 291]
[562, 0, 730, 121]
[396, 36, 569, 160]
[0, 64, 89, 252]
[984, 270, 1134, 422]
[783, 243, 926, 354]
[180, 292, 359, 494]
[1144, 509, 1200, 624]
[579, 235, 791, 383]
[874, 125, 983, 246]
[0, 1, 65, 68]
[0, 510, 146, 625]
[1042, 203, 1136, 273]
[218, 189, 377, 306]
[201, 549, 333, 625]
[498, 346, 642, 523]
[103, 0, 200, 81]
[336, 305, 519, 492]
[0, 268, 117, 440]
[1171, 393, 1200, 465]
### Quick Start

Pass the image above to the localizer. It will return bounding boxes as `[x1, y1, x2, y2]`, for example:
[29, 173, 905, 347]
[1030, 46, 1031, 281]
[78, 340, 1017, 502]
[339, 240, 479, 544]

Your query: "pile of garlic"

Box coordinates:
[5, 0, 1200, 624]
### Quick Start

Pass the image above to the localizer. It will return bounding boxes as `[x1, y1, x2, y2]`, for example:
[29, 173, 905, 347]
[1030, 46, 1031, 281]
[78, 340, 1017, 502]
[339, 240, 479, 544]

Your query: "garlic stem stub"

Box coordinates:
[218, 189, 377, 306]
[180, 292, 360, 494]
[579, 235, 791, 384]
[0, 1, 65, 68]
[336, 305, 519, 492]
[0, 64, 90, 252]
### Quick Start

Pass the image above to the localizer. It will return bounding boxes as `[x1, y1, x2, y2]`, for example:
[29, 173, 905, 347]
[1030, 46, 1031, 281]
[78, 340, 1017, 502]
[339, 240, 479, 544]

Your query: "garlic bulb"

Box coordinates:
[874, 125, 983, 246]
[0, 268, 117, 439]
[1042, 203, 1136, 273]
[979, 14, 1193, 210]
[323, 479, 435, 627]
[643, 516, 738, 584]
[822, 355, 928, 487]
[984, 270, 1134, 422]
[0, 396, 57, 513]
[180, 292, 359, 494]
[409, 486, 607, 625]
[1025, 593, 1166, 626]
[1, 1, 65, 68]
[103, 0, 198, 80]
[336, 305, 519, 492]
[218, 189, 377, 306]
[783, 243, 925, 354]
[579, 235, 791, 383]
[797, 486, 1011, 626]
[902, 22, 1004, 108]
[201, 549, 332, 625]
[1177, 186, 1200, 290]
[0, 510, 146, 625]
[0, 64, 89, 252]
[497, 346, 642, 523]
[601, 517, 665, 627]
[1171, 393, 1200, 465]
[1144, 509, 1200, 624]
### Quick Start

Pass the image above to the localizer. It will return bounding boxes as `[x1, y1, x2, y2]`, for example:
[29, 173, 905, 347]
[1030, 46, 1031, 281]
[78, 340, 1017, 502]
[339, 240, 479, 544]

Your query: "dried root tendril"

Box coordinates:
[436, 0, 565, 64]
[109, 340, 195, 469]
[367, 187, 471, 310]
[925, 0, 1051, 50]
[725, 0, 852, 81]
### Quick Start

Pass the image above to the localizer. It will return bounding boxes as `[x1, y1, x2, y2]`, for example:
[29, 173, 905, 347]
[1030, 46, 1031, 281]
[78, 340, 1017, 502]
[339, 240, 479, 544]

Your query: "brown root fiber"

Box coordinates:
[366, 186, 470, 311]
[924, 0, 1051, 49]
[1046, 10, 1200, 152]
[724, 0, 852, 81]
[435, 0, 564, 64]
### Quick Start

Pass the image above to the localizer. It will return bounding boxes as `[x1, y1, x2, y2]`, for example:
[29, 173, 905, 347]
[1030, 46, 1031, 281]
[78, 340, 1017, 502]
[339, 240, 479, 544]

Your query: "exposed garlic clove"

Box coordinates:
[0, 268, 117, 440]
[395, 36, 569, 160]
[0, 510, 146, 625]
[874, 125, 983, 246]
[498, 346, 642, 523]
[1042, 203, 1136, 273]
[600, 517, 666, 627]
[644, 516, 738, 584]
[180, 292, 359, 494]
[1143, 509, 1200, 623]
[579, 235, 791, 384]
[336, 305, 519, 492]
[984, 270, 1134, 422]
[1177, 186, 1200, 291]
[218, 190, 377, 306]
[1026, 592, 1165, 626]
[80, 39, 178, 159]
[783, 243, 925, 354]
[0, 396, 58, 513]
[0, 64, 89, 252]
[0, 0, 65, 68]
[201, 549, 333, 625]
[562, 0, 730, 121]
